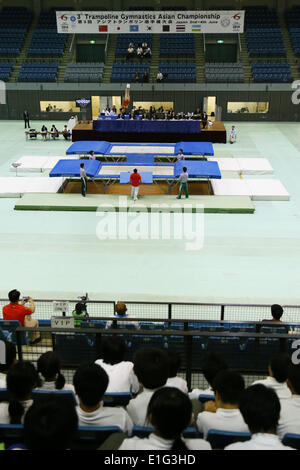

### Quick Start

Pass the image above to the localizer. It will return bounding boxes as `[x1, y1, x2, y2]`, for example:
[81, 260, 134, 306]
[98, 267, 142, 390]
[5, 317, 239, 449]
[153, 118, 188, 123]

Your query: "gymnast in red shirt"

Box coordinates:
[130, 169, 142, 201]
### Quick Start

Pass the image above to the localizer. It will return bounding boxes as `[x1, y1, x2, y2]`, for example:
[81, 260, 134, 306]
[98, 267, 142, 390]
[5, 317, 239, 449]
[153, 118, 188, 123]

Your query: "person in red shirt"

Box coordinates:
[3, 290, 41, 345]
[129, 168, 142, 201]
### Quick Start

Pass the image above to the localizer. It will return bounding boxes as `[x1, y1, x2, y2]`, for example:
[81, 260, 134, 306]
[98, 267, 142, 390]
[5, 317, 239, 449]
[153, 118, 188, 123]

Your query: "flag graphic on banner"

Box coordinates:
[176, 24, 186, 32]
[192, 24, 201, 32]
[130, 25, 139, 32]
[98, 25, 108, 32]
[162, 25, 170, 32]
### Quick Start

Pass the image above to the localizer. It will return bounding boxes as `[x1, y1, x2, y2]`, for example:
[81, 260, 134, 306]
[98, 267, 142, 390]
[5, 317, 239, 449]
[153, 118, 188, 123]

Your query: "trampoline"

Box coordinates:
[65, 140, 214, 157]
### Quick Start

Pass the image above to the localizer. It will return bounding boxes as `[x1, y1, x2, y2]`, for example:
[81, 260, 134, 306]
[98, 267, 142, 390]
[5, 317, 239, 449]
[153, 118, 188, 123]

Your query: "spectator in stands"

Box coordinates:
[141, 40, 148, 50]
[230, 125, 237, 144]
[134, 71, 141, 83]
[37, 351, 75, 393]
[126, 348, 169, 426]
[166, 351, 188, 393]
[73, 362, 133, 434]
[189, 351, 228, 401]
[62, 125, 71, 140]
[136, 45, 143, 59]
[0, 361, 40, 424]
[252, 353, 292, 400]
[3, 289, 41, 345]
[23, 109, 30, 129]
[0, 342, 17, 388]
[119, 388, 211, 450]
[80, 163, 87, 197]
[72, 301, 87, 327]
[130, 168, 142, 202]
[176, 149, 185, 161]
[50, 124, 59, 139]
[95, 336, 139, 394]
[143, 46, 152, 59]
[106, 301, 140, 329]
[176, 166, 189, 199]
[196, 370, 248, 439]
[156, 70, 163, 83]
[262, 304, 284, 323]
[225, 385, 294, 450]
[88, 150, 96, 160]
[126, 44, 135, 60]
[277, 363, 300, 438]
[22, 397, 78, 451]
[41, 125, 48, 141]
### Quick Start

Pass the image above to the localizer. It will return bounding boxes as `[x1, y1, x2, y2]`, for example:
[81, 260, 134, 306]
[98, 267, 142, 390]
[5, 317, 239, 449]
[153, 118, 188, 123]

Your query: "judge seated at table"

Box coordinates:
[176, 111, 186, 120]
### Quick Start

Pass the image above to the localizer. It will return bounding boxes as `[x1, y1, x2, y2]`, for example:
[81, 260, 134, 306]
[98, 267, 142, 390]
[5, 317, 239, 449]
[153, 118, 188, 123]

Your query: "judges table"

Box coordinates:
[92, 120, 201, 134]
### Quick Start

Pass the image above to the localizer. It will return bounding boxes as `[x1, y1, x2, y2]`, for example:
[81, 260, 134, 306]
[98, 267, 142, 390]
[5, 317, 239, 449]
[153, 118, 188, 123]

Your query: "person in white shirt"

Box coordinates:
[166, 350, 188, 393]
[176, 148, 185, 161]
[36, 351, 75, 393]
[0, 361, 40, 425]
[156, 71, 163, 82]
[95, 336, 139, 394]
[136, 45, 143, 59]
[88, 150, 96, 160]
[80, 163, 87, 197]
[0, 341, 17, 389]
[225, 384, 294, 450]
[73, 362, 133, 435]
[229, 125, 237, 144]
[119, 387, 211, 451]
[126, 45, 135, 60]
[189, 351, 228, 401]
[106, 301, 140, 330]
[252, 353, 292, 400]
[277, 363, 300, 439]
[126, 348, 169, 426]
[196, 370, 249, 439]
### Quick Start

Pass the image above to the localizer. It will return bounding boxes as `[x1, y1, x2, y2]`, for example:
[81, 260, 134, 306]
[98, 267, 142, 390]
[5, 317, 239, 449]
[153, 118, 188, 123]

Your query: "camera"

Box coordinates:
[22, 296, 29, 302]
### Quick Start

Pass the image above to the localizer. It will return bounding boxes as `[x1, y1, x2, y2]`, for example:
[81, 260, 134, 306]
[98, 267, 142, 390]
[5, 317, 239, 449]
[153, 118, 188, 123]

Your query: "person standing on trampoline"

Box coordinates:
[176, 167, 189, 199]
[130, 169, 142, 201]
[80, 163, 87, 197]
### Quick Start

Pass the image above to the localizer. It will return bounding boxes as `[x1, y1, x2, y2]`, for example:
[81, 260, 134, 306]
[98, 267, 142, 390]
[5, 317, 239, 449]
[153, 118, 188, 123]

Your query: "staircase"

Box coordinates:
[101, 35, 117, 83]
[10, 15, 39, 82]
[57, 35, 75, 82]
[149, 34, 160, 82]
[239, 33, 252, 83]
[195, 34, 205, 83]
[278, 14, 300, 80]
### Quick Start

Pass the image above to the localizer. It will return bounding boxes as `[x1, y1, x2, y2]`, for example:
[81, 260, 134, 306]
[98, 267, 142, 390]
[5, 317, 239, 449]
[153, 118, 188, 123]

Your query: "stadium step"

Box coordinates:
[195, 34, 205, 83]
[101, 34, 117, 83]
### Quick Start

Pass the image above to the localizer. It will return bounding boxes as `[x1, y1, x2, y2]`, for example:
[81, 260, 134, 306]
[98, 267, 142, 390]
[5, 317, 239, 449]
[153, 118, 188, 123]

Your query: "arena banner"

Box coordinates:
[56, 11, 245, 34]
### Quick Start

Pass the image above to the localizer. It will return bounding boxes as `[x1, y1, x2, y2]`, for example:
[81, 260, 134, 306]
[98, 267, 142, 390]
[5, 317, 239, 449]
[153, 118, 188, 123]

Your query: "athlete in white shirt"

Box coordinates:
[225, 384, 295, 450]
[196, 370, 248, 439]
[95, 336, 139, 394]
[126, 348, 169, 426]
[229, 125, 237, 144]
[252, 353, 292, 400]
[120, 387, 211, 451]
[277, 363, 300, 439]
[73, 362, 133, 435]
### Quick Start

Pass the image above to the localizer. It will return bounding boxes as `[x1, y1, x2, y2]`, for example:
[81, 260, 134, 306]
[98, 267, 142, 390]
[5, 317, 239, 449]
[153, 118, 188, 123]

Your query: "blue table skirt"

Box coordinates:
[93, 120, 201, 134]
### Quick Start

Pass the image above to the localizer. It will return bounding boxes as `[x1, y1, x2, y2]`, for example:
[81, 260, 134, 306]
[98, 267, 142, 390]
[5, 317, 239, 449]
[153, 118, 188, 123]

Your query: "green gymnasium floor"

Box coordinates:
[0, 120, 299, 305]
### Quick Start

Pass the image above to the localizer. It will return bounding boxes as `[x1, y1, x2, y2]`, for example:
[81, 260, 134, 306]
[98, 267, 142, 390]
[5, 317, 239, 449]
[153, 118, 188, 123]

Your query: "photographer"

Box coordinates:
[2, 290, 41, 345]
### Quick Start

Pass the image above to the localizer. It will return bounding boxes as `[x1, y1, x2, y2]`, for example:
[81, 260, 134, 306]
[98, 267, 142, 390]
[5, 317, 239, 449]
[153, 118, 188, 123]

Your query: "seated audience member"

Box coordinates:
[142, 71, 149, 83]
[22, 398, 78, 451]
[176, 111, 186, 120]
[136, 45, 143, 59]
[166, 351, 188, 393]
[41, 125, 48, 140]
[73, 362, 133, 434]
[37, 351, 75, 392]
[225, 385, 294, 450]
[126, 44, 135, 60]
[105, 107, 111, 116]
[252, 353, 292, 400]
[134, 71, 140, 82]
[50, 124, 59, 139]
[88, 150, 96, 160]
[156, 70, 163, 83]
[106, 301, 140, 329]
[229, 125, 237, 144]
[143, 46, 151, 58]
[95, 336, 139, 394]
[196, 370, 248, 439]
[141, 40, 148, 49]
[62, 125, 71, 140]
[119, 387, 211, 450]
[0, 342, 17, 388]
[3, 289, 41, 345]
[277, 363, 300, 438]
[189, 351, 228, 400]
[0, 361, 40, 424]
[126, 348, 169, 426]
[177, 148, 185, 161]
[262, 304, 285, 324]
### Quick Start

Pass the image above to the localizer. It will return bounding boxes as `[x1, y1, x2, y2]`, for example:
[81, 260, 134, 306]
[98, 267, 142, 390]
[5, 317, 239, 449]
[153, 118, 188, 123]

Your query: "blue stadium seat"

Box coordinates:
[206, 429, 251, 449]
[282, 433, 300, 450]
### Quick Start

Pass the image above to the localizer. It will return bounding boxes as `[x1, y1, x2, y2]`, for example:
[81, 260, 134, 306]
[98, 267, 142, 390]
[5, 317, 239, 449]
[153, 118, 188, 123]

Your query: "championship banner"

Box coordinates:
[56, 11, 245, 34]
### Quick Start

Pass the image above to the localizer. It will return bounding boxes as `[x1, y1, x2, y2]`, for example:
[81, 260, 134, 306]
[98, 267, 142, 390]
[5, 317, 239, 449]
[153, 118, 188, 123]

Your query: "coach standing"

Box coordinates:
[23, 109, 30, 128]
[80, 163, 88, 197]
[130, 168, 142, 201]
[176, 166, 189, 199]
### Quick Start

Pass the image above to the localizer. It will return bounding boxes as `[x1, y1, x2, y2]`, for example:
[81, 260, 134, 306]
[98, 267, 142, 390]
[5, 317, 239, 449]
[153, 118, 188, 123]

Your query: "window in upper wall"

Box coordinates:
[40, 101, 80, 113]
[227, 102, 269, 114]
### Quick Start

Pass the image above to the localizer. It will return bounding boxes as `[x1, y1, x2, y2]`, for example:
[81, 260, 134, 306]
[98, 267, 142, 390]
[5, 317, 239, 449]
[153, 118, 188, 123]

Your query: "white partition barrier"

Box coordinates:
[0, 177, 65, 198]
[211, 178, 290, 201]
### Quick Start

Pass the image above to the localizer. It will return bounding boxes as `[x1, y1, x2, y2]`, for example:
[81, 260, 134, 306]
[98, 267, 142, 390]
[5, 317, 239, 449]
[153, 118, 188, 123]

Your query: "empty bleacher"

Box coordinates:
[205, 63, 244, 83]
[158, 62, 196, 83]
[0, 7, 33, 58]
[18, 62, 58, 82]
[27, 9, 67, 58]
[285, 6, 300, 57]
[64, 63, 105, 83]
[111, 61, 150, 83]
[0, 63, 14, 82]
[251, 62, 293, 83]
[160, 34, 195, 58]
